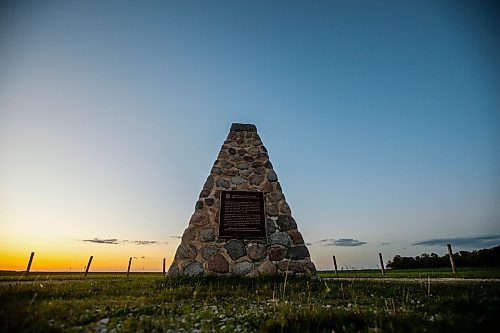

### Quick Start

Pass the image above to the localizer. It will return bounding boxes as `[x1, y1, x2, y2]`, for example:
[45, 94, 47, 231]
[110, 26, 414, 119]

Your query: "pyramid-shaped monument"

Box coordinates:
[168, 123, 316, 277]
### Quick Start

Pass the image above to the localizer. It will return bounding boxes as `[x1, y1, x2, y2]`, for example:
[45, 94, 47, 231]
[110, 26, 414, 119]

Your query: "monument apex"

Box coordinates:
[168, 123, 316, 276]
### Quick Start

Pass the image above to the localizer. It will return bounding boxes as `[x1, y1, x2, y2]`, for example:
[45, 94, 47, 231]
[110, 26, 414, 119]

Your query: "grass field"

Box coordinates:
[318, 266, 500, 279]
[1, 269, 499, 332]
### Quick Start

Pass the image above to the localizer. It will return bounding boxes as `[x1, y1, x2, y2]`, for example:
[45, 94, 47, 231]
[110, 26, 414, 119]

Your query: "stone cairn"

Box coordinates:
[168, 123, 316, 277]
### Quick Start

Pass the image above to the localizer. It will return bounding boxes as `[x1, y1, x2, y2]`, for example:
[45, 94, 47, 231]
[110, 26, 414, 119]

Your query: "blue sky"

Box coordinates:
[1, 1, 499, 270]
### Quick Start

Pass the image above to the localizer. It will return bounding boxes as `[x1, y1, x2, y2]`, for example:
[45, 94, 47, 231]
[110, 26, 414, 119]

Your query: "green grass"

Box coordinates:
[0, 271, 160, 282]
[1, 273, 499, 332]
[318, 267, 500, 279]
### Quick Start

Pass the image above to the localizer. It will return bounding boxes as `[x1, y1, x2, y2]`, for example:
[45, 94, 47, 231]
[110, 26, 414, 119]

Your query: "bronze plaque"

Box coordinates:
[219, 190, 266, 239]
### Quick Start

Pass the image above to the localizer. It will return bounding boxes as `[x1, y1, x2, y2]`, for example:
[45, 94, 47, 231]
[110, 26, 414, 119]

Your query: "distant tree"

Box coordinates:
[387, 245, 500, 269]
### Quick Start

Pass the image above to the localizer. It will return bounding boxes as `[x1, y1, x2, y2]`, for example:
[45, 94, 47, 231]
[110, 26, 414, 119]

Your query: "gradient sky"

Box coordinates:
[1, 0, 499, 271]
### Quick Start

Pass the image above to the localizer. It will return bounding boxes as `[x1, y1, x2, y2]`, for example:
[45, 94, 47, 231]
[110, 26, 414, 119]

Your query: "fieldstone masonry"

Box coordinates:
[168, 123, 316, 277]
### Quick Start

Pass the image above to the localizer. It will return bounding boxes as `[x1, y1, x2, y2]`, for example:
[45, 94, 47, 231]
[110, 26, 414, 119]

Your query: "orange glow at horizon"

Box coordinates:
[1, 250, 176, 272]
[0, 235, 178, 272]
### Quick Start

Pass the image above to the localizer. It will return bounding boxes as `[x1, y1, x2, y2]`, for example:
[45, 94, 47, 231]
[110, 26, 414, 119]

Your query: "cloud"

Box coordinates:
[170, 235, 181, 239]
[412, 234, 500, 248]
[379, 242, 392, 246]
[128, 240, 157, 245]
[83, 238, 119, 244]
[330, 238, 367, 247]
[82, 238, 165, 245]
[307, 238, 367, 247]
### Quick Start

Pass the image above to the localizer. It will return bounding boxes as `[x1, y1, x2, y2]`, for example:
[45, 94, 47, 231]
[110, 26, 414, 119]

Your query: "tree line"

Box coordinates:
[386, 245, 500, 269]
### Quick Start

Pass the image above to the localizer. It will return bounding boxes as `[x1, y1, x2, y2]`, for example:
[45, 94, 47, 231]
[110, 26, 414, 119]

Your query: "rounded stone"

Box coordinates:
[247, 147, 259, 156]
[259, 182, 273, 193]
[266, 218, 277, 235]
[265, 161, 273, 169]
[249, 174, 264, 186]
[276, 215, 297, 231]
[267, 170, 278, 182]
[268, 246, 286, 261]
[168, 264, 180, 277]
[228, 148, 237, 155]
[279, 201, 291, 215]
[202, 245, 218, 260]
[243, 155, 253, 162]
[305, 260, 317, 274]
[276, 260, 314, 274]
[267, 191, 284, 202]
[224, 239, 246, 260]
[287, 230, 304, 245]
[247, 244, 266, 261]
[286, 245, 310, 260]
[190, 212, 209, 227]
[175, 244, 197, 260]
[231, 176, 246, 185]
[257, 260, 277, 276]
[203, 175, 214, 189]
[204, 198, 215, 206]
[251, 161, 262, 168]
[199, 188, 211, 198]
[225, 169, 238, 177]
[218, 151, 229, 160]
[211, 167, 222, 175]
[236, 162, 249, 170]
[276, 260, 298, 273]
[269, 231, 292, 247]
[216, 179, 230, 189]
[254, 166, 265, 175]
[267, 204, 279, 216]
[220, 160, 234, 169]
[195, 200, 204, 210]
[246, 269, 259, 278]
[238, 149, 246, 156]
[239, 169, 250, 177]
[183, 261, 204, 276]
[200, 228, 215, 242]
[181, 228, 196, 242]
[208, 254, 229, 273]
[233, 261, 253, 276]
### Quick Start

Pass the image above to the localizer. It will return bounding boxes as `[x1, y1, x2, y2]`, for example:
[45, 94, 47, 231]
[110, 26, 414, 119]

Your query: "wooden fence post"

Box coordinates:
[127, 257, 132, 277]
[84, 256, 93, 279]
[26, 252, 35, 273]
[332, 255, 338, 276]
[447, 244, 456, 273]
[379, 253, 385, 275]
[163, 258, 166, 276]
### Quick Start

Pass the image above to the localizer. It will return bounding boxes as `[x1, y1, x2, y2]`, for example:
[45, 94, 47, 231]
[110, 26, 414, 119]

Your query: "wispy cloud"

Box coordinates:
[82, 238, 165, 245]
[412, 234, 500, 248]
[330, 238, 367, 247]
[124, 240, 158, 245]
[379, 242, 392, 246]
[170, 235, 181, 239]
[307, 238, 367, 247]
[83, 238, 119, 244]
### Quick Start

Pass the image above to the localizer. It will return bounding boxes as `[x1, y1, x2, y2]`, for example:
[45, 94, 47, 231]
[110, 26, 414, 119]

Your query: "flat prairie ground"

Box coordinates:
[0, 269, 499, 332]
